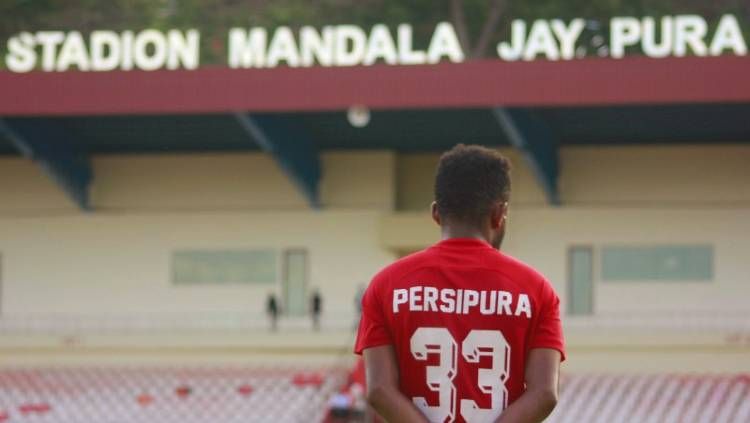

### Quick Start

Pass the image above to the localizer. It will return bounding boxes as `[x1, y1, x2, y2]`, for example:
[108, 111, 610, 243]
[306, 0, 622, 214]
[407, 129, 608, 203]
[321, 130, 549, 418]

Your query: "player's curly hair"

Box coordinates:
[434, 144, 511, 226]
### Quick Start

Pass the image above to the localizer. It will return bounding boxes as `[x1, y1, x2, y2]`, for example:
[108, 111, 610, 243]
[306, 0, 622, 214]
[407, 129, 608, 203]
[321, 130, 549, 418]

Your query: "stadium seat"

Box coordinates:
[0, 367, 748, 422]
[548, 373, 750, 423]
[0, 366, 347, 423]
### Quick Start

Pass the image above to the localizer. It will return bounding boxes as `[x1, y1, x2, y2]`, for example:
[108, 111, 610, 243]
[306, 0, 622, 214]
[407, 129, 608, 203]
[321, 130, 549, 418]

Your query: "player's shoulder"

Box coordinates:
[493, 251, 553, 291]
[368, 248, 435, 288]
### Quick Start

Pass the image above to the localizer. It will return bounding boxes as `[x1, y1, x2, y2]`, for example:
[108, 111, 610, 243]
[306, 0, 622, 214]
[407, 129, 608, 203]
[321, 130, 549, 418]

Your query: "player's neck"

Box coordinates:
[440, 225, 491, 244]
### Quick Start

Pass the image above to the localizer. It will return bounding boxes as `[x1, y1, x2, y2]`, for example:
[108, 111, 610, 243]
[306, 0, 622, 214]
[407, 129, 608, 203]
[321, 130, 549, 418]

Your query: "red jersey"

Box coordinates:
[355, 238, 565, 423]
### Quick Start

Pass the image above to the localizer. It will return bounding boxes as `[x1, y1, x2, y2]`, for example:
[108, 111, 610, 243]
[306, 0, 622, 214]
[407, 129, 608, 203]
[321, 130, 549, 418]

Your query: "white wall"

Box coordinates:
[560, 145, 750, 205]
[380, 207, 750, 314]
[0, 145, 748, 318]
[396, 145, 750, 211]
[396, 148, 547, 211]
[92, 154, 307, 211]
[0, 151, 396, 316]
[0, 210, 393, 315]
[0, 158, 77, 214]
[390, 144, 750, 314]
[507, 208, 750, 313]
[0, 151, 397, 214]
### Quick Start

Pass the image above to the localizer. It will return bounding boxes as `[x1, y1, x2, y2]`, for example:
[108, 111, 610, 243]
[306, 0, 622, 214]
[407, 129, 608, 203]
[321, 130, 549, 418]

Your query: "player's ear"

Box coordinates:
[490, 201, 507, 229]
[431, 201, 441, 226]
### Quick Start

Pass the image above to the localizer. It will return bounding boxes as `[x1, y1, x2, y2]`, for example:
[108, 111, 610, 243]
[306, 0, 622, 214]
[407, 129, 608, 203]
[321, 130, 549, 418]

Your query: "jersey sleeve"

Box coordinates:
[354, 270, 393, 355]
[529, 278, 566, 361]
[354, 272, 393, 354]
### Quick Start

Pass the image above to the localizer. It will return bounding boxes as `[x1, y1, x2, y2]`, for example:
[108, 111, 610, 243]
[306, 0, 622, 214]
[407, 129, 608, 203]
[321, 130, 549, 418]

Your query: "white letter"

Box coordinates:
[35, 31, 65, 71]
[167, 29, 199, 70]
[90, 30, 121, 71]
[300, 26, 334, 67]
[551, 19, 585, 60]
[498, 20, 525, 61]
[5, 33, 36, 72]
[462, 290, 479, 314]
[228, 28, 267, 68]
[674, 15, 708, 57]
[641, 16, 673, 58]
[266, 26, 300, 67]
[610, 17, 641, 59]
[427, 22, 464, 63]
[334, 25, 366, 66]
[523, 20, 559, 61]
[515, 294, 531, 318]
[496, 291, 512, 315]
[133, 29, 168, 71]
[56, 31, 90, 71]
[397, 24, 426, 64]
[409, 286, 423, 311]
[710, 14, 747, 56]
[393, 289, 408, 313]
[364, 24, 398, 65]
[121, 31, 134, 70]
[479, 291, 497, 315]
[440, 289, 456, 313]
[423, 287, 439, 312]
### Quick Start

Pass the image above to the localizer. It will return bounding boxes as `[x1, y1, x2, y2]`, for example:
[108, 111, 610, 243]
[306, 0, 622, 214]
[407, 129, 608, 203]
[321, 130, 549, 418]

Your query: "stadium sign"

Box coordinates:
[5, 29, 201, 72]
[500, 14, 747, 60]
[3, 14, 747, 73]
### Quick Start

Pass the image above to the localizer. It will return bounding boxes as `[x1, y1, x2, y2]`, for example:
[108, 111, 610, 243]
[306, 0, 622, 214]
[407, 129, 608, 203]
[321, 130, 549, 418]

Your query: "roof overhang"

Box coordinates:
[1, 56, 749, 116]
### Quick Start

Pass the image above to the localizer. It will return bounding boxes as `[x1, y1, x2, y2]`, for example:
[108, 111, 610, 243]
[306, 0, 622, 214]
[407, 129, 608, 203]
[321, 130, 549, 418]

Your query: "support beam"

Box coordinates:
[0, 118, 93, 211]
[492, 108, 560, 205]
[233, 113, 321, 208]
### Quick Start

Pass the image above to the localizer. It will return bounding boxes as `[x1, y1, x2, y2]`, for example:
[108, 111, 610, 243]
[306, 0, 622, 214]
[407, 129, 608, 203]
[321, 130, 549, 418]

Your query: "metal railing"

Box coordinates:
[0, 311, 359, 334]
[0, 310, 747, 335]
[563, 310, 750, 331]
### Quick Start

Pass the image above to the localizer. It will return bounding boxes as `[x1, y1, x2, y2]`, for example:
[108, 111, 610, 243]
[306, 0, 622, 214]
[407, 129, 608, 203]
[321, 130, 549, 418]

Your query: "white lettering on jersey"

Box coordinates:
[393, 286, 533, 318]
[440, 289, 456, 313]
[393, 289, 408, 312]
[515, 294, 532, 318]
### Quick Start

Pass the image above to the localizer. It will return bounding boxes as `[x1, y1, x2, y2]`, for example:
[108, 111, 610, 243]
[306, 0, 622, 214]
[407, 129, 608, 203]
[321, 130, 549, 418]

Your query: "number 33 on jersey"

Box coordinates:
[412, 328, 510, 423]
[355, 238, 565, 423]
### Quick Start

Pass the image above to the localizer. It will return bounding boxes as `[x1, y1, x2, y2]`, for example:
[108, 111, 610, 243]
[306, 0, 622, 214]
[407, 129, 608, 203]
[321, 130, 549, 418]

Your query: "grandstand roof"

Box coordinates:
[2, 56, 749, 116]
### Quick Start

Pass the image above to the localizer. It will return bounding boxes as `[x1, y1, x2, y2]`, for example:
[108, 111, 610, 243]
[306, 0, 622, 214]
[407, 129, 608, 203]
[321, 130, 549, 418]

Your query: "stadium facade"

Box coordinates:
[1, 18, 749, 378]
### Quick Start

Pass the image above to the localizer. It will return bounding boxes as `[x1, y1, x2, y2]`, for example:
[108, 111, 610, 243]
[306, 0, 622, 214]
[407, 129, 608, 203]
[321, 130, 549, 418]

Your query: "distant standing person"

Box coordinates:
[266, 293, 279, 332]
[311, 289, 322, 331]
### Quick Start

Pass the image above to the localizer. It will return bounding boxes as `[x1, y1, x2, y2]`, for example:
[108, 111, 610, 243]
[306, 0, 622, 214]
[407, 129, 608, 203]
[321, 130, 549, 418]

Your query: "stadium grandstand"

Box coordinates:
[1, 1, 750, 422]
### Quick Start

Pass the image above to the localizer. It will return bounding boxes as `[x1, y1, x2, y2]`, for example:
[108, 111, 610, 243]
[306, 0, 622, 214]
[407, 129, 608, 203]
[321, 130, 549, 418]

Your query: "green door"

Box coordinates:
[283, 250, 308, 316]
[568, 246, 593, 315]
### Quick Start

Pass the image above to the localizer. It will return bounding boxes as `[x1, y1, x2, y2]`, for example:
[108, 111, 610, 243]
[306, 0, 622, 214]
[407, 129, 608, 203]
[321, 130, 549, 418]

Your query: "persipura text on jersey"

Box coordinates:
[393, 286, 532, 318]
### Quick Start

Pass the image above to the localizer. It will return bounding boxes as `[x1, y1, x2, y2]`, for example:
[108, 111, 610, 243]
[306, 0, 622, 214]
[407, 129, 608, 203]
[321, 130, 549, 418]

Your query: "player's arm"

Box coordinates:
[494, 348, 561, 423]
[363, 345, 428, 423]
